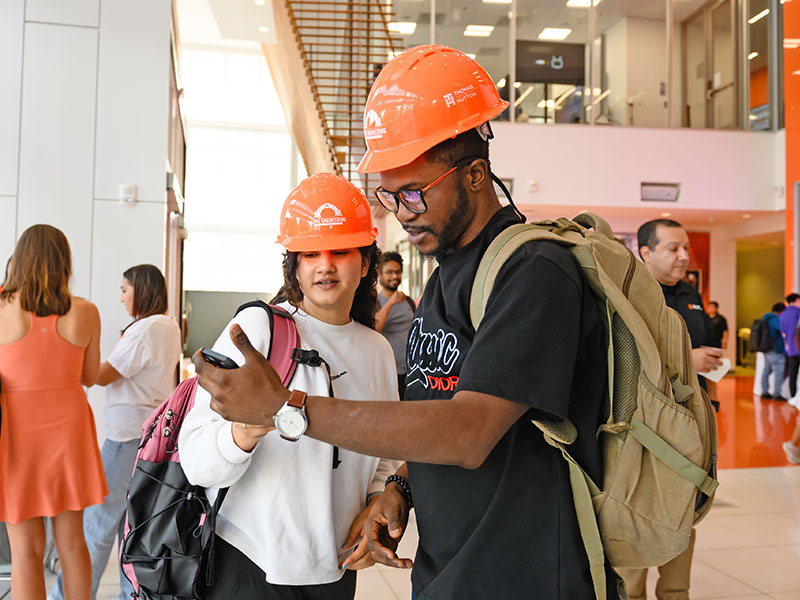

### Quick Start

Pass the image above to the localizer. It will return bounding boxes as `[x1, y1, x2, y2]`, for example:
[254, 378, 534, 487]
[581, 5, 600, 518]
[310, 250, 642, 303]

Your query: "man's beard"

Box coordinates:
[381, 280, 399, 292]
[408, 183, 472, 261]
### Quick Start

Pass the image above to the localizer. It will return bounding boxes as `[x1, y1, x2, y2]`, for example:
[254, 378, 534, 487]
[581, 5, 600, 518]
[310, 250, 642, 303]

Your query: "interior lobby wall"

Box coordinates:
[0, 0, 173, 442]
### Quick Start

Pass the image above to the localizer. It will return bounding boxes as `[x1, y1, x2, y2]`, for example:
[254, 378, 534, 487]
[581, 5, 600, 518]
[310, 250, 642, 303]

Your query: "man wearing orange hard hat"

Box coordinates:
[194, 46, 619, 599]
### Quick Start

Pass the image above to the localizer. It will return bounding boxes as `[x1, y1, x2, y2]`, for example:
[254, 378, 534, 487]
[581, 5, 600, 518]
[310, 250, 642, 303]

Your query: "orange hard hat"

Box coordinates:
[357, 45, 509, 174]
[277, 173, 378, 252]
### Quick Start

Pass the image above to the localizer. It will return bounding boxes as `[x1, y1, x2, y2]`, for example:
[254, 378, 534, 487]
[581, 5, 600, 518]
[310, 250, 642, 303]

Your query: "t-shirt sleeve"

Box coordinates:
[722, 316, 728, 332]
[457, 243, 583, 421]
[106, 325, 152, 379]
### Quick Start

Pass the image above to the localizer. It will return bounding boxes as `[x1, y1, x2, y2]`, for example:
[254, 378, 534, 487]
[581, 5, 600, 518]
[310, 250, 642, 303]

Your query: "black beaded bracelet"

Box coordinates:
[385, 474, 414, 509]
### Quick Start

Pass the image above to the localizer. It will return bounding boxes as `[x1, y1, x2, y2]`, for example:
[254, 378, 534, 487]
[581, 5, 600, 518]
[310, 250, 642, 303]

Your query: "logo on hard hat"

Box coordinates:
[442, 85, 477, 109]
[313, 202, 347, 227]
[364, 109, 386, 140]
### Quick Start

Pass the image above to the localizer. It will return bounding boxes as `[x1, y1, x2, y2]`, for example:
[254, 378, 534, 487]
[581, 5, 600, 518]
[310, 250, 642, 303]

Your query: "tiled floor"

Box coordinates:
[3, 375, 799, 599]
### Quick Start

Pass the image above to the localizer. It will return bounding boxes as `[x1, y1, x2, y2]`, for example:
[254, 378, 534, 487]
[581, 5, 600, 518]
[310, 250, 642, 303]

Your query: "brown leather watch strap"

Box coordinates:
[287, 389, 308, 409]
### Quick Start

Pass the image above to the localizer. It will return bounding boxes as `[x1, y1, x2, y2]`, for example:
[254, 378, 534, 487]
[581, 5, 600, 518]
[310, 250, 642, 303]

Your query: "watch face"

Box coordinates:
[275, 407, 307, 438]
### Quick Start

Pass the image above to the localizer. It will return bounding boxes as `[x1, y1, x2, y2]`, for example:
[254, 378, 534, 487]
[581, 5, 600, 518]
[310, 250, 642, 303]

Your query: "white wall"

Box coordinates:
[491, 122, 780, 213]
[603, 17, 628, 125]
[601, 17, 683, 128]
[1, 0, 172, 442]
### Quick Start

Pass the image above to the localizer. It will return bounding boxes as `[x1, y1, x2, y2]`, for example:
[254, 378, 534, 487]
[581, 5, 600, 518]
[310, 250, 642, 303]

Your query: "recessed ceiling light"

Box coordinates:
[388, 22, 417, 35]
[464, 25, 494, 37]
[514, 81, 521, 88]
[483, 0, 511, 4]
[566, 0, 602, 6]
[254, 0, 266, 5]
[748, 9, 769, 24]
[258, 25, 270, 33]
[539, 28, 572, 41]
[748, 51, 759, 60]
[661, 212, 671, 217]
[742, 214, 752, 219]
[537, 99, 555, 108]
[496, 77, 507, 88]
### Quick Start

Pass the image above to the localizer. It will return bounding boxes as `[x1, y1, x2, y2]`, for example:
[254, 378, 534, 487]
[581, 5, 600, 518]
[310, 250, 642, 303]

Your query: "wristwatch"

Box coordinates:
[274, 389, 308, 441]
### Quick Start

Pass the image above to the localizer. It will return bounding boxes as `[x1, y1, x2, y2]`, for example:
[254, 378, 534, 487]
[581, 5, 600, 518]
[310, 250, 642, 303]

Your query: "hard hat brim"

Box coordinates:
[357, 101, 509, 174]
[277, 228, 379, 253]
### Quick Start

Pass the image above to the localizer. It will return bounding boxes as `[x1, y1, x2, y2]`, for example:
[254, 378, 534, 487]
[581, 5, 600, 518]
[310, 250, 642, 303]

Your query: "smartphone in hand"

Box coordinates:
[199, 347, 239, 370]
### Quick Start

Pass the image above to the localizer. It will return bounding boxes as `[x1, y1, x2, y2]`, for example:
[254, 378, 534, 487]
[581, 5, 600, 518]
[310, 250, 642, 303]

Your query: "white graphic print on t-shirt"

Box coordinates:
[406, 317, 462, 393]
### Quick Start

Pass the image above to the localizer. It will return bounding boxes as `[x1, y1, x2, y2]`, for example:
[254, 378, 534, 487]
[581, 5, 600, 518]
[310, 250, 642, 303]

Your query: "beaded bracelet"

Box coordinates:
[385, 474, 414, 509]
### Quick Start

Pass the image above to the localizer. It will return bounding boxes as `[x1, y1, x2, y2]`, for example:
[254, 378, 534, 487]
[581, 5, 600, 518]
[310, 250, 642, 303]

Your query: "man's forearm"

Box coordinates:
[303, 392, 526, 469]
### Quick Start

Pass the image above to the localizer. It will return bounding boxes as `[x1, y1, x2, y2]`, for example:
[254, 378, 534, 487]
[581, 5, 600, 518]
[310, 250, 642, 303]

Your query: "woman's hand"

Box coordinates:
[231, 422, 274, 452]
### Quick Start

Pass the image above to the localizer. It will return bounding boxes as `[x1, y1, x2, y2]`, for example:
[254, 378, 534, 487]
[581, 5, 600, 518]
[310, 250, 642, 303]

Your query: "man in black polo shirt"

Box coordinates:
[193, 46, 620, 599]
[619, 218, 723, 600]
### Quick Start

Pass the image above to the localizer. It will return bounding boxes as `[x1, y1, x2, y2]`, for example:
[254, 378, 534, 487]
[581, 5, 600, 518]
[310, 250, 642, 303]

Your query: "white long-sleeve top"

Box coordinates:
[179, 302, 400, 586]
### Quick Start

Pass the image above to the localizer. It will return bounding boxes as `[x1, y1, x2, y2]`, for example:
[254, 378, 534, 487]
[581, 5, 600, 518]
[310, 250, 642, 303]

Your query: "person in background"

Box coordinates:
[49, 265, 181, 600]
[0, 224, 106, 600]
[180, 173, 399, 600]
[374, 251, 415, 399]
[760, 302, 786, 402]
[707, 301, 728, 349]
[621, 218, 722, 600]
[779, 293, 800, 399]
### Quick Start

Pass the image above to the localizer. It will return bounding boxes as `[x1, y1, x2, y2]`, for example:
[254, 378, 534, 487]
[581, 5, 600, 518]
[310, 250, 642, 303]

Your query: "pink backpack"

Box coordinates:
[120, 302, 299, 599]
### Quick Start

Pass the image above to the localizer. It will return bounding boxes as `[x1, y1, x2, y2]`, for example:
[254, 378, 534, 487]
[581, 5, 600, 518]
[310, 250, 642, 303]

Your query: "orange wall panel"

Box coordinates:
[785, 2, 800, 293]
[750, 67, 769, 109]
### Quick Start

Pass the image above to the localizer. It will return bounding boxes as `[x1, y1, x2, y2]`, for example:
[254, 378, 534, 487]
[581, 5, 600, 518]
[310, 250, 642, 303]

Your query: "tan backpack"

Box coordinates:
[470, 213, 719, 600]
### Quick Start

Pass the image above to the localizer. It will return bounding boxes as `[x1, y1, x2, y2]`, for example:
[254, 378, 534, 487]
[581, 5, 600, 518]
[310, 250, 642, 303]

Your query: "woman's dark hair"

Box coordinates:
[0, 224, 72, 316]
[122, 264, 168, 333]
[271, 243, 380, 329]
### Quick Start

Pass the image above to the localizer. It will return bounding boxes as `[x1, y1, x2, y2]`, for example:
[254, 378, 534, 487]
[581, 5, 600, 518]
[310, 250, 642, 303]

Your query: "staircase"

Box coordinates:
[264, 0, 401, 195]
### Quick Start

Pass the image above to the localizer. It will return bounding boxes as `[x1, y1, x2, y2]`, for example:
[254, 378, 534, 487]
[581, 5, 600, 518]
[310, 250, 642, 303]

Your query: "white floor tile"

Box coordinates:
[355, 568, 399, 600]
[703, 513, 800, 546]
[694, 546, 800, 594]
[694, 518, 764, 550]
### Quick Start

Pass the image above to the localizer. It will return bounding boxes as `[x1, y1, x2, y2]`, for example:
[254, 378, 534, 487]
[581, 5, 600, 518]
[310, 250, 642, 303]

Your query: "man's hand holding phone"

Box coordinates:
[193, 325, 290, 427]
[198, 343, 278, 451]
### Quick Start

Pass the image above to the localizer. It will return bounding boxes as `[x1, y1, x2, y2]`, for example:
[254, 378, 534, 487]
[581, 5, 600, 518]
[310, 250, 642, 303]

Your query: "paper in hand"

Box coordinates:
[699, 357, 730, 383]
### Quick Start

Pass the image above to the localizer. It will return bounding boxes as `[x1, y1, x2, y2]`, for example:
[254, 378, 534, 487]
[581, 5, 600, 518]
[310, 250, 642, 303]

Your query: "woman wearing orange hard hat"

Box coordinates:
[180, 172, 400, 600]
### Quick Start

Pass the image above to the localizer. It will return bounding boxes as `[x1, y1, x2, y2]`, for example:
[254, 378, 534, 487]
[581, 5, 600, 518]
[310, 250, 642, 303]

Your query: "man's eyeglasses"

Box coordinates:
[373, 155, 482, 215]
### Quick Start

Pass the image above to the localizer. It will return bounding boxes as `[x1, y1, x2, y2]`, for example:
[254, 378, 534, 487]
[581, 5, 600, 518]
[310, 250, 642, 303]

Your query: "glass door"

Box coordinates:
[682, 0, 739, 129]
[709, 0, 737, 128]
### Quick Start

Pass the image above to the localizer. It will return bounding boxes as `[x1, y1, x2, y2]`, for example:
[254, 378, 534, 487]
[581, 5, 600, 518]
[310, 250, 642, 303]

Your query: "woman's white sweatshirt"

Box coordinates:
[179, 303, 400, 586]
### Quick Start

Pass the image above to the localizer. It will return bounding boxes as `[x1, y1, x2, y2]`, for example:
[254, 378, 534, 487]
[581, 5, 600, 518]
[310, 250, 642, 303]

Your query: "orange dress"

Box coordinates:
[0, 312, 108, 524]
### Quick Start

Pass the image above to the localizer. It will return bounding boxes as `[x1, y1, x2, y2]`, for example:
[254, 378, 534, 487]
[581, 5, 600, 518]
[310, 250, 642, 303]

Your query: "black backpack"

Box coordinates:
[749, 318, 775, 353]
[120, 303, 300, 599]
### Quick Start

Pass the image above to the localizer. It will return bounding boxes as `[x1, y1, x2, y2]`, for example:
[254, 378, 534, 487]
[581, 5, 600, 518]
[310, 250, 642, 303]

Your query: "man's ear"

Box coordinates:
[361, 255, 369, 278]
[639, 245, 651, 264]
[465, 159, 489, 193]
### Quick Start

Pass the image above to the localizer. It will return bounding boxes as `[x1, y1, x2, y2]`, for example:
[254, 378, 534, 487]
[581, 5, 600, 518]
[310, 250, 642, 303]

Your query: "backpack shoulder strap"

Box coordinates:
[469, 222, 577, 330]
[234, 300, 300, 386]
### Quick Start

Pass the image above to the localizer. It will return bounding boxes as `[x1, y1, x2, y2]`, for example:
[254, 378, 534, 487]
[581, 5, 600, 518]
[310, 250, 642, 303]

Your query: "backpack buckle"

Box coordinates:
[291, 348, 323, 367]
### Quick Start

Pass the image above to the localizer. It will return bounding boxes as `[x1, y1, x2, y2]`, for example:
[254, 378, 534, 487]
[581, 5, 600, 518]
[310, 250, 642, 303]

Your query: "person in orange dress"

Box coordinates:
[0, 224, 107, 600]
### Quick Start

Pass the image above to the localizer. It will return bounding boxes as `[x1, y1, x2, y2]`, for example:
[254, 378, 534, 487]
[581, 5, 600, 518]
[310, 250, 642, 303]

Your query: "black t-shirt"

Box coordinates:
[708, 314, 728, 348]
[404, 206, 613, 599]
[659, 281, 712, 349]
